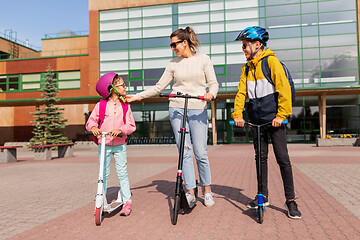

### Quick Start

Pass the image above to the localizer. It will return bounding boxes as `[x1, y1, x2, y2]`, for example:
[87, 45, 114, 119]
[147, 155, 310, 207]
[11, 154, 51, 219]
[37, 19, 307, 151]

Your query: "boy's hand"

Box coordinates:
[109, 129, 123, 137]
[234, 117, 245, 127]
[91, 126, 101, 136]
[272, 118, 284, 127]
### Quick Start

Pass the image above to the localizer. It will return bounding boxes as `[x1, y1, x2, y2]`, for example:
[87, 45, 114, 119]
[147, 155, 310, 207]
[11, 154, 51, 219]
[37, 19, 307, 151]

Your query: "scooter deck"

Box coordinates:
[103, 201, 123, 213]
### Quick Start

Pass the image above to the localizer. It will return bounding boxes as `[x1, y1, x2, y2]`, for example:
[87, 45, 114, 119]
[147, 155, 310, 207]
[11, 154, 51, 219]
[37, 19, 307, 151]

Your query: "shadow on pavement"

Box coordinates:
[132, 180, 268, 223]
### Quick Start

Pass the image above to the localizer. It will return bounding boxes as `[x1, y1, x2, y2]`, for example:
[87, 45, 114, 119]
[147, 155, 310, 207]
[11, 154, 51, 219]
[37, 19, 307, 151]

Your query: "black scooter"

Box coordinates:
[160, 92, 211, 225]
[230, 119, 288, 223]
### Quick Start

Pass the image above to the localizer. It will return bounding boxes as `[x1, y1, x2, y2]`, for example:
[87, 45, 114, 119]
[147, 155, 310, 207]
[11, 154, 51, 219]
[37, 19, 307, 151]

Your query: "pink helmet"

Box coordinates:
[96, 72, 118, 99]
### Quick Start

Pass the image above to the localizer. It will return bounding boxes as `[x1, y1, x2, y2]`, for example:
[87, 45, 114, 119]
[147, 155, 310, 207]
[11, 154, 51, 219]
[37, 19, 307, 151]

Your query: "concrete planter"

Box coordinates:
[316, 138, 357, 147]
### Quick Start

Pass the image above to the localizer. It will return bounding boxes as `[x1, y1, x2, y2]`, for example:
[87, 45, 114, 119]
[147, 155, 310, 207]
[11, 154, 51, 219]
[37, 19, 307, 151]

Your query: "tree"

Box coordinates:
[29, 66, 68, 145]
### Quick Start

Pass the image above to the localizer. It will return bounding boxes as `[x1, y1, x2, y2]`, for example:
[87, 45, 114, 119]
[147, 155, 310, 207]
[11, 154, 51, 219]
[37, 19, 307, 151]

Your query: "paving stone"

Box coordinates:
[1, 144, 360, 239]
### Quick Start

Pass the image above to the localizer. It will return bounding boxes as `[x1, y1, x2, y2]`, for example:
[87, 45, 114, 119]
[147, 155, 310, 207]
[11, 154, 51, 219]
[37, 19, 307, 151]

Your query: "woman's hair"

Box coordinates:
[170, 26, 200, 53]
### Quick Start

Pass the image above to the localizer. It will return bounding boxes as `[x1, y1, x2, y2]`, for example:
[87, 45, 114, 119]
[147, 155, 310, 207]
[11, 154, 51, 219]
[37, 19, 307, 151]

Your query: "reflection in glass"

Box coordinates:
[319, 0, 355, 12]
[266, 4, 300, 17]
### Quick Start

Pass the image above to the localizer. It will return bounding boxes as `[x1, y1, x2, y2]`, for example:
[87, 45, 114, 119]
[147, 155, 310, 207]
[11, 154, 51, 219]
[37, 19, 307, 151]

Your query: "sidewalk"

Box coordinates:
[1, 144, 360, 239]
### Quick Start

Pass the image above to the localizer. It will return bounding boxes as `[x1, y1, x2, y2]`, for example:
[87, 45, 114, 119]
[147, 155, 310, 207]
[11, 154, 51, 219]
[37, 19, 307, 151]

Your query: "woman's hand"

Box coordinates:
[109, 129, 123, 137]
[203, 93, 214, 101]
[91, 126, 101, 136]
[234, 117, 245, 127]
[125, 95, 140, 103]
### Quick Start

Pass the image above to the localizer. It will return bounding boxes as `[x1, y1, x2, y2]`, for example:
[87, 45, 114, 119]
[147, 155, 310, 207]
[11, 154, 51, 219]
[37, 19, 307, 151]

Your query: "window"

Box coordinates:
[129, 70, 142, 80]
[22, 73, 41, 90]
[0, 75, 20, 92]
[8, 76, 19, 91]
[0, 76, 6, 91]
[58, 71, 81, 89]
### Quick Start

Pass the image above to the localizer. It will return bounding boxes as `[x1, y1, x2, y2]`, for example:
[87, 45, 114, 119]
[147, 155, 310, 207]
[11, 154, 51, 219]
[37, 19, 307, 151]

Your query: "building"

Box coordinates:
[0, 0, 359, 145]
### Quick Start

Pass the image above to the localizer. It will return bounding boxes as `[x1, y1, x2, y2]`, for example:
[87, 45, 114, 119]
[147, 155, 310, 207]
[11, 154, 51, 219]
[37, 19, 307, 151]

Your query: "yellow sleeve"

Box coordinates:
[231, 65, 248, 119]
[267, 56, 292, 120]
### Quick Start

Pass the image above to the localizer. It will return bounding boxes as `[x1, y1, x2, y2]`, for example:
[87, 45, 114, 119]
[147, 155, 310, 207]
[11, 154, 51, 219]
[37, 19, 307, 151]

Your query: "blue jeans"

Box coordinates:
[169, 107, 212, 190]
[98, 144, 131, 203]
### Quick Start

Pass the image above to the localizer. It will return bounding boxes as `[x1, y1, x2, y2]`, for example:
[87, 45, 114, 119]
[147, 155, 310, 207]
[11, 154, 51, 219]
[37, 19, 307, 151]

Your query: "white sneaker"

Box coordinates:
[185, 192, 196, 206]
[204, 193, 215, 207]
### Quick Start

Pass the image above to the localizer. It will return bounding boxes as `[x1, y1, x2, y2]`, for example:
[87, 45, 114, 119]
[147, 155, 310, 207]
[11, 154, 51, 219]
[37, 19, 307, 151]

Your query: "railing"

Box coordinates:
[0, 31, 41, 51]
[43, 30, 89, 39]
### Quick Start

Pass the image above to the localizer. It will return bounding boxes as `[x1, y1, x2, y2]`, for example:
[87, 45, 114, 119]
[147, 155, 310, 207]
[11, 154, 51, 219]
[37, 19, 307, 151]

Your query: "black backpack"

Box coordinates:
[245, 56, 296, 104]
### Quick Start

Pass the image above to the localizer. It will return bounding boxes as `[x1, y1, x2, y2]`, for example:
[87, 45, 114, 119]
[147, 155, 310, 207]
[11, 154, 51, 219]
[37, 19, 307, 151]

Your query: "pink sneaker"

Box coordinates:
[120, 201, 132, 216]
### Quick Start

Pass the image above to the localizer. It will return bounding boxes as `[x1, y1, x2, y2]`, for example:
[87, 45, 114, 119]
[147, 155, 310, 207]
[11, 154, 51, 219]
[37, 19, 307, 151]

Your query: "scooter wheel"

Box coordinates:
[258, 207, 264, 224]
[172, 195, 180, 225]
[95, 207, 102, 226]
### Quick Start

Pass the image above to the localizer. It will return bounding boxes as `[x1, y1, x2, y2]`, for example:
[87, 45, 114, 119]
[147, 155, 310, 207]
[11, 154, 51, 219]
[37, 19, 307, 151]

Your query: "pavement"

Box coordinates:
[1, 143, 360, 240]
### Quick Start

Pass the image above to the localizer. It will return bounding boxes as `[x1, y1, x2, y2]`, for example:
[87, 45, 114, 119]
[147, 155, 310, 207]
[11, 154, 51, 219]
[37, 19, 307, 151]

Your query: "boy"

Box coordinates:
[231, 26, 301, 219]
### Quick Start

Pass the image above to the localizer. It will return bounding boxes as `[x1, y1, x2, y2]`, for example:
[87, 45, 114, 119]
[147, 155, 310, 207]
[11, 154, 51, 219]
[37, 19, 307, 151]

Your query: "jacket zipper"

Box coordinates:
[251, 61, 260, 121]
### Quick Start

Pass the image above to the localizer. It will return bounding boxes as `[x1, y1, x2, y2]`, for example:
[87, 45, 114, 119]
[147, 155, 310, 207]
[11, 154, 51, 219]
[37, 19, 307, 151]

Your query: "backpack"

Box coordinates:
[92, 98, 129, 145]
[245, 55, 296, 104]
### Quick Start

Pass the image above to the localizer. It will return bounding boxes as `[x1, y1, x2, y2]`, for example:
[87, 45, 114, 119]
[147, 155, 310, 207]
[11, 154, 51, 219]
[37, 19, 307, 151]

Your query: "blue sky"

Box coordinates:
[0, 0, 89, 50]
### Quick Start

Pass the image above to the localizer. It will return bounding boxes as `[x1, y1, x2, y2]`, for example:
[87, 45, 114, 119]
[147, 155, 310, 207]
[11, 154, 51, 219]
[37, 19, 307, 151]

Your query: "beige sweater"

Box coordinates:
[135, 53, 219, 109]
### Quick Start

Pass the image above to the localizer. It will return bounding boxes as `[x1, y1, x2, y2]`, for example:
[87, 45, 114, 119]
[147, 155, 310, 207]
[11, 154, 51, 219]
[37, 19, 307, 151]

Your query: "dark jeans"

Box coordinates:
[251, 125, 295, 200]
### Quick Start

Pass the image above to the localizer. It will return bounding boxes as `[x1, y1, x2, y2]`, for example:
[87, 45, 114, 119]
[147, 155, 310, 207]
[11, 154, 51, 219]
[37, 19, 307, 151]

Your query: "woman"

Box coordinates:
[127, 26, 219, 207]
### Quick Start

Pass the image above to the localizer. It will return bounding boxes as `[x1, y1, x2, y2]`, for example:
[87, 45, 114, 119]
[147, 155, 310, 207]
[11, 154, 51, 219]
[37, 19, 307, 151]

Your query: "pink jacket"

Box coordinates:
[86, 98, 136, 145]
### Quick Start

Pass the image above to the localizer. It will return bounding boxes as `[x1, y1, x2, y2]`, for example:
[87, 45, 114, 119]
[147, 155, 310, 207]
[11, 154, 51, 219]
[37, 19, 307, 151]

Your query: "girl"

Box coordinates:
[86, 73, 136, 216]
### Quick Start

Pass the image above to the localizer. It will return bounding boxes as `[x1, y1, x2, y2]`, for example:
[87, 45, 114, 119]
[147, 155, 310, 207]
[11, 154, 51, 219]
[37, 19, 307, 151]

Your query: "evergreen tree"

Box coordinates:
[29, 66, 68, 145]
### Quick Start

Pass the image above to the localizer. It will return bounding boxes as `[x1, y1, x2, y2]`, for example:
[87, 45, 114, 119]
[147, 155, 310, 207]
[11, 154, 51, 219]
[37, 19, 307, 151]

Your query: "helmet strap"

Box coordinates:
[110, 84, 126, 103]
[249, 42, 263, 59]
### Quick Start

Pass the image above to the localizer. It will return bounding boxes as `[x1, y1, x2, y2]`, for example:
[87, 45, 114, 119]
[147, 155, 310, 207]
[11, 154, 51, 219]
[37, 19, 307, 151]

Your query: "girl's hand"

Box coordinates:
[203, 93, 214, 101]
[91, 126, 101, 136]
[109, 129, 123, 137]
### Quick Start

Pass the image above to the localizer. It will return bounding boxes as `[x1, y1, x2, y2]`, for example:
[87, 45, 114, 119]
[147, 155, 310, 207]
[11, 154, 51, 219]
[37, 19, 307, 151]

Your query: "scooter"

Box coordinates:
[94, 132, 123, 226]
[160, 92, 212, 225]
[229, 119, 288, 224]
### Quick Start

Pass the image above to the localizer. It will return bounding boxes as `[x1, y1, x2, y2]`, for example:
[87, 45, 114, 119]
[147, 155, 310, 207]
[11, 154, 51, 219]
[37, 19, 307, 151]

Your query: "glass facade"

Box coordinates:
[99, 0, 360, 143]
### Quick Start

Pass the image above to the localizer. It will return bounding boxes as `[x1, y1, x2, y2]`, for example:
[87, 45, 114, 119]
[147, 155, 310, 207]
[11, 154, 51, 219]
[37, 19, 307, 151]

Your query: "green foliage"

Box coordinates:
[29, 66, 69, 146]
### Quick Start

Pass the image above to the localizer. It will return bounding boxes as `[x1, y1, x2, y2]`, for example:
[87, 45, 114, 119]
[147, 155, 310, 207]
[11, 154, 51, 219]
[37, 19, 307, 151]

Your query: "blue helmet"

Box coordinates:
[235, 26, 269, 45]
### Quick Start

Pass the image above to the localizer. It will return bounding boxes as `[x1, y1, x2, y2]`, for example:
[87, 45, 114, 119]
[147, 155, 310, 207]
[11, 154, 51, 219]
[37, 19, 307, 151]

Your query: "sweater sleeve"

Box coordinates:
[135, 64, 173, 100]
[268, 56, 292, 120]
[203, 55, 219, 97]
[119, 106, 136, 136]
[231, 65, 248, 119]
[85, 102, 100, 131]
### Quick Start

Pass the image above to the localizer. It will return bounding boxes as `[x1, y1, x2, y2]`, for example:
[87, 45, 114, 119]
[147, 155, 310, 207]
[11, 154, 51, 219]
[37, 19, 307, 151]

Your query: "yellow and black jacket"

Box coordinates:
[231, 48, 292, 124]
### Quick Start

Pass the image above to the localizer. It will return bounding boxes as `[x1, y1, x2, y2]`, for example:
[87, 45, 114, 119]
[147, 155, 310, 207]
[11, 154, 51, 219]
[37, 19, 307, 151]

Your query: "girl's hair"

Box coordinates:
[170, 26, 200, 53]
[109, 75, 124, 95]
[112, 75, 122, 84]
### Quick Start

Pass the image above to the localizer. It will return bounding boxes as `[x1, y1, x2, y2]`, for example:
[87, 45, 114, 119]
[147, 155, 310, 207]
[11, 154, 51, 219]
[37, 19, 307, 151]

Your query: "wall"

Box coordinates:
[41, 36, 88, 57]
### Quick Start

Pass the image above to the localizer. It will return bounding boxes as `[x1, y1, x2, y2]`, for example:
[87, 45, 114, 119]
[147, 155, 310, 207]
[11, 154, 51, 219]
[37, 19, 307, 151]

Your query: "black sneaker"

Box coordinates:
[247, 195, 269, 209]
[285, 200, 302, 219]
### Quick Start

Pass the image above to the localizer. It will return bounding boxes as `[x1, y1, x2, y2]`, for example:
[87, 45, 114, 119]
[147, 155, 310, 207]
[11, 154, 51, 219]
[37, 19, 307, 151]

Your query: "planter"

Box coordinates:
[316, 138, 357, 147]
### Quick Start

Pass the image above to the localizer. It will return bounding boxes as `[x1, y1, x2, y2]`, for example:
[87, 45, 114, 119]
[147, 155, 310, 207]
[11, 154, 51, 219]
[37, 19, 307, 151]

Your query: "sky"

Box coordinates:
[0, 0, 89, 50]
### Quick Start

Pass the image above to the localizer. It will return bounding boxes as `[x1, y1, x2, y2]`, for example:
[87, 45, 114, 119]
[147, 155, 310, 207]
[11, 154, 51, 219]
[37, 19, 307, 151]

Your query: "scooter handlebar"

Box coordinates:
[229, 119, 288, 126]
[159, 92, 215, 100]
[100, 132, 123, 138]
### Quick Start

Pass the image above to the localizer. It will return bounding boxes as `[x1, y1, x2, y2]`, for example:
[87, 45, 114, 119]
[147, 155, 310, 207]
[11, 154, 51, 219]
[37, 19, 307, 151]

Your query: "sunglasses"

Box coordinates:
[113, 83, 126, 88]
[170, 40, 184, 48]
[242, 44, 249, 50]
